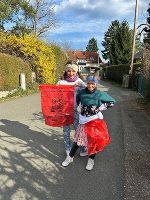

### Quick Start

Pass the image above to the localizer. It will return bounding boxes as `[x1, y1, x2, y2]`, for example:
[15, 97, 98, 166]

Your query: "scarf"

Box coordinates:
[65, 75, 79, 82]
[85, 87, 96, 94]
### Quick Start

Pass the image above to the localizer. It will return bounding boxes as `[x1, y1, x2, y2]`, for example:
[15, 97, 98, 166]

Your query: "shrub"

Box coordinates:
[102, 63, 141, 83]
[0, 32, 56, 83]
[51, 44, 68, 82]
[142, 44, 150, 80]
[0, 53, 32, 90]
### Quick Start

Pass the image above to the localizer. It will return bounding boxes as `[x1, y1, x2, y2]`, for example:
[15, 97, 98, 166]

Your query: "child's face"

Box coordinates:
[87, 81, 96, 91]
[66, 68, 77, 79]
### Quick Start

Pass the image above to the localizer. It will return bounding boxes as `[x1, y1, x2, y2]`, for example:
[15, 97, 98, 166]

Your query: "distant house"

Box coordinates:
[67, 51, 103, 78]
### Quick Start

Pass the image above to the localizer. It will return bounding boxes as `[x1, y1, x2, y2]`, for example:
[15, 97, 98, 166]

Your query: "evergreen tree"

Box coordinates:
[101, 20, 120, 63]
[86, 37, 99, 52]
[101, 20, 132, 65]
[143, 4, 150, 44]
[135, 32, 144, 52]
[114, 21, 132, 64]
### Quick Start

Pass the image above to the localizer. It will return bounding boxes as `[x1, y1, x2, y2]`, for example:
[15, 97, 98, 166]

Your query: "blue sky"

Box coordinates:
[45, 0, 149, 57]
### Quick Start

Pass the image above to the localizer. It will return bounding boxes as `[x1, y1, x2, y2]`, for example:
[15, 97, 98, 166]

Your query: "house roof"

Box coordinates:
[67, 51, 77, 63]
[67, 50, 102, 63]
[74, 51, 86, 59]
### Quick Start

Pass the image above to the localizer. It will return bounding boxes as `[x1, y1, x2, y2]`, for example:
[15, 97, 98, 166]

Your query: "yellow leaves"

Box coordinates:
[0, 32, 56, 83]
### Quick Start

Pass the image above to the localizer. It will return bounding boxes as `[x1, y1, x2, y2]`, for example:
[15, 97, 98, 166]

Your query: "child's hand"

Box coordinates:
[74, 82, 81, 87]
[106, 102, 114, 108]
[77, 103, 81, 113]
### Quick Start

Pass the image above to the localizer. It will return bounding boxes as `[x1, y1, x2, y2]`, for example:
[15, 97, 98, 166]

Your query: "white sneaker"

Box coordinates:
[80, 151, 88, 157]
[86, 158, 94, 171]
[62, 155, 73, 167]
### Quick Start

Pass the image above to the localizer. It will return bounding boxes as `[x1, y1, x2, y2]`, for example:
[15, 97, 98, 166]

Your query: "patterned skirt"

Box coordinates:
[74, 124, 88, 147]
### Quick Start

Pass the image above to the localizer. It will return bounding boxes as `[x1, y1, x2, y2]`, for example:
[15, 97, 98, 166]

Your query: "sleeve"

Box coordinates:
[76, 92, 81, 106]
[78, 78, 86, 89]
[56, 80, 60, 85]
[100, 92, 116, 104]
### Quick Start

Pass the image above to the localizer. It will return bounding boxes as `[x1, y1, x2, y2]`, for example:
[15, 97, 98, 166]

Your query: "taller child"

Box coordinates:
[57, 64, 86, 156]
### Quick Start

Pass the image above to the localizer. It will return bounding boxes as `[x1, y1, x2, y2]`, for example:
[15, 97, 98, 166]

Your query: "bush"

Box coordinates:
[51, 44, 68, 82]
[142, 44, 150, 80]
[0, 53, 32, 90]
[102, 63, 141, 83]
[0, 32, 56, 84]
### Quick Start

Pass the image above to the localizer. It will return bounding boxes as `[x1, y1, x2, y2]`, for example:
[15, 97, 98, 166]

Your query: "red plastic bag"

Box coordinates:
[39, 84, 74, 127]
[85, 119, 111, 155]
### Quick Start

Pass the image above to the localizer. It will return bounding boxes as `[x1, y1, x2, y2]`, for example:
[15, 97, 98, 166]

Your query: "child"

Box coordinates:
[57, 63, 87, 156]
[62, 76, 116, 170]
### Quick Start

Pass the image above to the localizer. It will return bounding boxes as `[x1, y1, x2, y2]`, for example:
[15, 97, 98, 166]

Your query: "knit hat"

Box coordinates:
[86, 76, 99, 84]
[65, 64, 78, 73]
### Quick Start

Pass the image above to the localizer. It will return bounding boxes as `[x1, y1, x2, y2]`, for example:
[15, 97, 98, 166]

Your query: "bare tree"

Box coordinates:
[31, 0, 57, 36]
[60, 41, 73, 52]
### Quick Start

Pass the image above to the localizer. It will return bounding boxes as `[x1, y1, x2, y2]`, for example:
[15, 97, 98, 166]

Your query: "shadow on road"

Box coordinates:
[0, 116, 125, 200]
[0, 119, 68, 199]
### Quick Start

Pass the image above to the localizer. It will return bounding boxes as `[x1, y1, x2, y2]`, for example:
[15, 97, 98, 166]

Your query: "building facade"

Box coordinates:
[67, 50, 103, 78]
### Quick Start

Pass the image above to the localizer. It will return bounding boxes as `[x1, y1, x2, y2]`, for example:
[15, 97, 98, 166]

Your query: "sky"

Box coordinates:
[45, 0, 150, 57]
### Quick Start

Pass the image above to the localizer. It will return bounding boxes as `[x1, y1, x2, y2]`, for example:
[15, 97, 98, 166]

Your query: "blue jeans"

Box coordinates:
[63, 111, 86, 153]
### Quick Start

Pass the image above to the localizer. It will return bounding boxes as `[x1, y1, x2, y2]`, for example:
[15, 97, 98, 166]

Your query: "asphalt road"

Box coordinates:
[0, 80, 149, 200]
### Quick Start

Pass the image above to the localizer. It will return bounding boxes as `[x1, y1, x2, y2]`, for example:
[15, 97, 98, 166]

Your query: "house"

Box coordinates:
[67, 51, 103, 78]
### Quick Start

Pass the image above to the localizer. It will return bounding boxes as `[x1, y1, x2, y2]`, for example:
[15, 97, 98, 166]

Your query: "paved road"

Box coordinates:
[0, 81, 149, 200]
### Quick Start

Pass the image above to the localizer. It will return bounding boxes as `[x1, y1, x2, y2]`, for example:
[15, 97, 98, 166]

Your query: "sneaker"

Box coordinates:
[80, 151, 88, 157]
[86, 158, 94, 171]
[62, 156, 73, 167]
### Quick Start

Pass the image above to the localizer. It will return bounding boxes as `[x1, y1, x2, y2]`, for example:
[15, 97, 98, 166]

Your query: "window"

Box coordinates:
[90, 57, 94, 61]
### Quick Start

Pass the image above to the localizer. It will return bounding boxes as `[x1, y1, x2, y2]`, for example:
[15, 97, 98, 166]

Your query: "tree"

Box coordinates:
[101, 20, 120, 63]
[101, 20, 132, 65]
[86, 38, 99, 52]
[0, 0, 34, 32]
[0, 0, 57, 37]
[135, 32, 144, 52]
[30, 0, 57, 36]
[143, 4, 150, 44]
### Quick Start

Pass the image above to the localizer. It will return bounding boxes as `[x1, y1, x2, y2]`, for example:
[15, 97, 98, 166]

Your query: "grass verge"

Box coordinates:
[0, 84, 39, 103]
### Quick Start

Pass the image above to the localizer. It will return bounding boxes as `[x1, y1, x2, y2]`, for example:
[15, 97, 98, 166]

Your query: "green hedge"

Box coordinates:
[51, 45, 68, 82]
[102, 63, 141, 83]
[0, 53, 32, 90]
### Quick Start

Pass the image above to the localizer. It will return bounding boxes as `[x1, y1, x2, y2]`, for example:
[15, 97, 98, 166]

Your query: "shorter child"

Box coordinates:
[62, 76, 116, 170]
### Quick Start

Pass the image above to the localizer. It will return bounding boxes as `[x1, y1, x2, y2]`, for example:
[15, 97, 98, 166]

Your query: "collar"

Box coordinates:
[85, 87, 97, 94]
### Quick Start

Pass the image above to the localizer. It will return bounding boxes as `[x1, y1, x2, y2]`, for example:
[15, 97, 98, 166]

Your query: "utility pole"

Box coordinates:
[129, 0, 139, 75]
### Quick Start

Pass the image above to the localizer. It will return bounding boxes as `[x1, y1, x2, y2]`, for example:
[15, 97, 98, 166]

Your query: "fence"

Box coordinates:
[133, 73, 150, 98]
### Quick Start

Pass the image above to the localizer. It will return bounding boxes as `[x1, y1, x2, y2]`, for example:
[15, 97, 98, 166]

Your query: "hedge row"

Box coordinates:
[0, 32, 56, 84]
[102, 63, 141, 83]
[0, 53, 32, 90]
[0, 32, 69, 89]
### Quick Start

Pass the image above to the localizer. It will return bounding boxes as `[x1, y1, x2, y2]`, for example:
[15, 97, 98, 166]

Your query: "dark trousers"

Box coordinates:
[69, 142, 96, 159]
